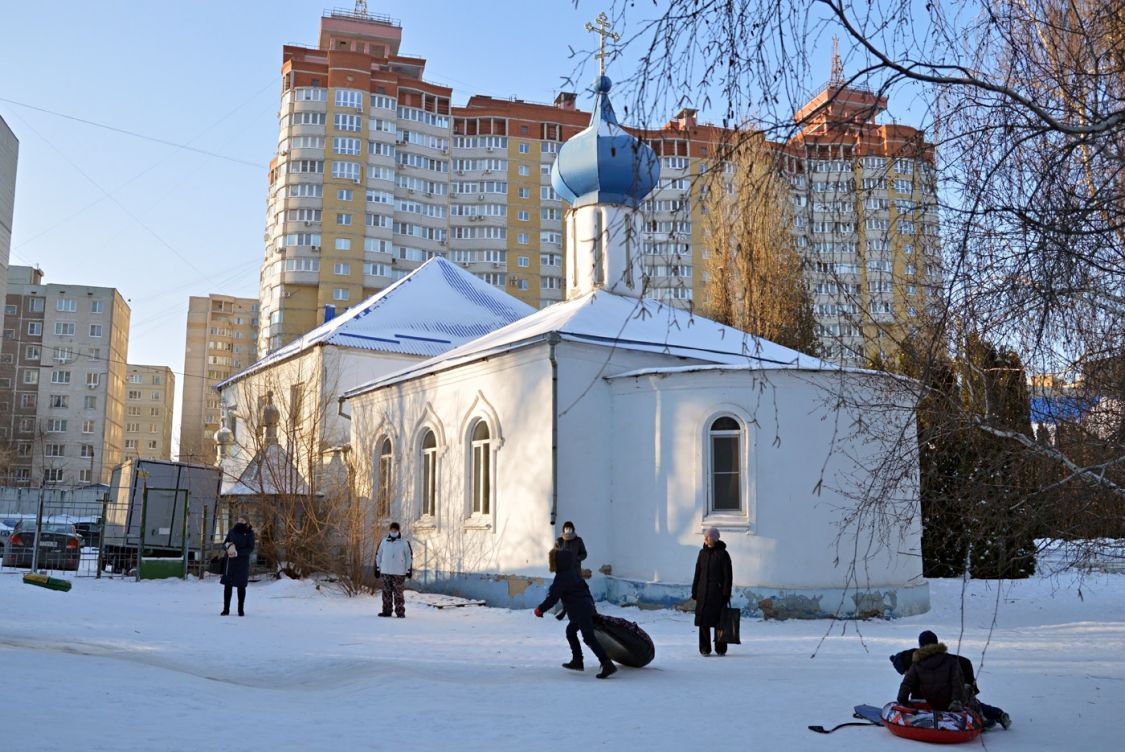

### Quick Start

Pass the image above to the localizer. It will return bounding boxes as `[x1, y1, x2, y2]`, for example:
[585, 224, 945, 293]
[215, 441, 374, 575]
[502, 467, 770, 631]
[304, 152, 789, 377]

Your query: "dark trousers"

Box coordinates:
[381, 574, 406, 616]
[223, 584, 246, 615]
[977, 700, 1006, 724]
[566, 613, 609, 664]
[699, 626, 727, 655]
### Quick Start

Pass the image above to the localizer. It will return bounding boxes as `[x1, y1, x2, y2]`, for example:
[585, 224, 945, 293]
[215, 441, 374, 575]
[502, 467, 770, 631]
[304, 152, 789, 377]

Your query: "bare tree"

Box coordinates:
[218, 353, 374, 594]
[600, 0, 1125, 574]
[699, 132, 821, 353]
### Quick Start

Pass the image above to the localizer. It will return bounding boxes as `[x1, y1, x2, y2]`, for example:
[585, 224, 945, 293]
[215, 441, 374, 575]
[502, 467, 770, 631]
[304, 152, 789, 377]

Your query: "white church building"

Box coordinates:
[342, 75, 929, 619]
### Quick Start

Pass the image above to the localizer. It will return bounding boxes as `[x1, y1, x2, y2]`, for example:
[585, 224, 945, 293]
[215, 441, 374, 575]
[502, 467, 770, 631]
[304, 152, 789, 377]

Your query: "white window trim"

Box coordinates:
[701, 409, 755, 531]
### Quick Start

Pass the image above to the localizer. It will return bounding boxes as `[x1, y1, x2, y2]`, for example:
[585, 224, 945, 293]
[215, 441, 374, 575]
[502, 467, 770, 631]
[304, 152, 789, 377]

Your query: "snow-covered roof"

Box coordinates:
[343, 290, 836, 399]
[218, 257, 534, 388]
[221, 443, 310, 496]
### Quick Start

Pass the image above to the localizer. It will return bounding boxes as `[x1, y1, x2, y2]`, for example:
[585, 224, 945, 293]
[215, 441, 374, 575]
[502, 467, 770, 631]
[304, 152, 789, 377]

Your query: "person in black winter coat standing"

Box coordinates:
[220, 517, 255, 617]
[692, 527, 732, 656]
[555, 521, 587, 571]
[551, 521, 588, 619]
[534, 548, 616, 679]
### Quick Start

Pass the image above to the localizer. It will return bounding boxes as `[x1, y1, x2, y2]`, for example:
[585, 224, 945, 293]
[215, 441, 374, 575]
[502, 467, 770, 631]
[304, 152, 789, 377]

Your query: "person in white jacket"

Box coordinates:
[375, 522, 413, 618]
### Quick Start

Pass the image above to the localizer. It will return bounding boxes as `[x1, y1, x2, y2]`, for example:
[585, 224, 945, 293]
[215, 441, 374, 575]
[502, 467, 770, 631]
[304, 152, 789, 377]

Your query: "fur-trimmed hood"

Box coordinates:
[913, 642, 949, 664]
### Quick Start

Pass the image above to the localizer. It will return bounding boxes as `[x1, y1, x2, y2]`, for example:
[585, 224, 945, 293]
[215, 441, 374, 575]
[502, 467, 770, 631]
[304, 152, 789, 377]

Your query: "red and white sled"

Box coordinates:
[880, 702, 983, 744]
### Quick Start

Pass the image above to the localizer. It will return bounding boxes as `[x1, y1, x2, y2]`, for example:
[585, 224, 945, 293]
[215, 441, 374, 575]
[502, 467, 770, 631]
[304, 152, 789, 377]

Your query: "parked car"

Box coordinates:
[0, 519, 14, 553]
[2, 520, 83, 571]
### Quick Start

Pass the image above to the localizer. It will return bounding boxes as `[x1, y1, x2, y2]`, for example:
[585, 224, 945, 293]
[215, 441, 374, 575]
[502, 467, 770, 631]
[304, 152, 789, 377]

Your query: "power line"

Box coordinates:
[0, 96, 267, 169]
[10, 76, 279, 256]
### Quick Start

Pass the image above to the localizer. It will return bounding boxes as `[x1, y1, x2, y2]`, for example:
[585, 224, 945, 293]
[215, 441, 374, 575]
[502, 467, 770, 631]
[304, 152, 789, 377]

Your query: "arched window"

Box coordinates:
[376, 437, 392, 518]
[709, 416, 741, 513]
[421, 430, 437, 517]
[470, 420, 492, 515]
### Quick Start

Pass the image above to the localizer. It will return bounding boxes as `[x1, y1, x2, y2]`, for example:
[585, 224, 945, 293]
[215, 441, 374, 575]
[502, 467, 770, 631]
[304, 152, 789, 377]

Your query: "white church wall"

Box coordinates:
[604, 367, 928, 618]
[550, 341, 710, 580]
[218, 346, 426, 488]
[349, 346, 559, 598]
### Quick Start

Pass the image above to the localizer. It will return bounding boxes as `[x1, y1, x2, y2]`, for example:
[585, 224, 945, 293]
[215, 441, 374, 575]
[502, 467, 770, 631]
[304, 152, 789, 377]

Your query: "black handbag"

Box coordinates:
[717, 605, 741, 645]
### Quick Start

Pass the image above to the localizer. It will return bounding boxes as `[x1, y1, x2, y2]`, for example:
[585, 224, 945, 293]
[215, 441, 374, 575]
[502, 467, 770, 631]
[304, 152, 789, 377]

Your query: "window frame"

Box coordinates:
[702, 412, 753, 529]
[375, 436, 393, 520]
[419, 429, 439, 522]
[469, 420, 493, 518]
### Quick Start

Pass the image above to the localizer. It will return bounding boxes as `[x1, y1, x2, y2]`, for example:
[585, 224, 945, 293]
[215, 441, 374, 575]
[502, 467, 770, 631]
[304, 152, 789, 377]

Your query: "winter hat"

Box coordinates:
[705, 527, 720, 541]
[919, 630, 938, 647]
[562, 521, 575, 532]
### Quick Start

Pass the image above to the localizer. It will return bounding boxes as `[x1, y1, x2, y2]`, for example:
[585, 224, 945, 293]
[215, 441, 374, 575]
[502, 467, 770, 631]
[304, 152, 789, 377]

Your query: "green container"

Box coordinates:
[139, 557, 185, 580]
[23, 573, 73, 592]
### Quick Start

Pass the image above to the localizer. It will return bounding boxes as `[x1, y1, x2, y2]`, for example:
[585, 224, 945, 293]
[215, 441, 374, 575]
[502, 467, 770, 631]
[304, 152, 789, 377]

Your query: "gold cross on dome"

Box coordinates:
[585, 12, 620, 76]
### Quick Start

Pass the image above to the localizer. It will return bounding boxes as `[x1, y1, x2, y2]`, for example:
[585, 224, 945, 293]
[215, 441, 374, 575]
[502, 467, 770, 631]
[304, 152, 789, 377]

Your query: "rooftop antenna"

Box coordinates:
[585, 12, 620, 77]
[829, 35, 844, 88]
[354, 0, 368, 16]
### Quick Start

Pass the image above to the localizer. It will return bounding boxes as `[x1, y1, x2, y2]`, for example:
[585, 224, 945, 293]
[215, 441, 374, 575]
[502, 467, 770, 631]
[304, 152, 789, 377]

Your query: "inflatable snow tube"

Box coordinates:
[591, 613, 655, 668]
[880, 702, 983, 744]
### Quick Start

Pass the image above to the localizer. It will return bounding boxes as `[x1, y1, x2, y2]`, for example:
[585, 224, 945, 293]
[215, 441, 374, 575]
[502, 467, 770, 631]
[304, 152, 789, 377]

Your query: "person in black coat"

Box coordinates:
[555, 521, 587, 571]
[220, 517, 255, 617]
[892, 630, 1012, 729]
[534, 548, 616, 679]
[692, 527, 732, 656]
[552, 521, 588, 620]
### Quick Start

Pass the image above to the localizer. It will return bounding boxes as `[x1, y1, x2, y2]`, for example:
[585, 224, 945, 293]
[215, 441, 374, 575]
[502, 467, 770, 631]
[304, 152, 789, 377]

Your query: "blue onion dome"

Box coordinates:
[551, 75, 660, 208]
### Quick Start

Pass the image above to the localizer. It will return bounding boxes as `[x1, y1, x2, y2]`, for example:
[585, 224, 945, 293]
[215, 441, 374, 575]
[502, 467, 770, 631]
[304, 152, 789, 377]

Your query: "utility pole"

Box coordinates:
[30, 479, 46, 573]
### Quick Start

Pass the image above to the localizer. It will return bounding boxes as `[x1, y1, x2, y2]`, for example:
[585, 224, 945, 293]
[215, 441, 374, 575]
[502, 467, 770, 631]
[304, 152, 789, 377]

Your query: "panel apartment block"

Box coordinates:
[259, 9, 940, 367]
[0, 115, 16, 305]
[0, 266, 129, 486]
[122, 364, 175, 461]
[179, 294, 258, 464]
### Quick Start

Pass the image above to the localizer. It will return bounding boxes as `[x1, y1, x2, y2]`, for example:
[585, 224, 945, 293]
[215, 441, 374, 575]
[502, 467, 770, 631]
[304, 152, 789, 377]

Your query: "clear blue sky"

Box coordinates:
[0, 1, 617, 444]
[0, 1, 914, 445]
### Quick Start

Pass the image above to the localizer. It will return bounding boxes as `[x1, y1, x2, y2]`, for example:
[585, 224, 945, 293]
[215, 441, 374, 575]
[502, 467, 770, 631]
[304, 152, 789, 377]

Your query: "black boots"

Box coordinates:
[596, 661, 617, 679]
[561, 659, 584, 671]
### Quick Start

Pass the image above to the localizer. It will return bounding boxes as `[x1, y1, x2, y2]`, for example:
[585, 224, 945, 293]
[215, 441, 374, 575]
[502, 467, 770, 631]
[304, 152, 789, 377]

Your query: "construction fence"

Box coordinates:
[0, 485, 232, 580]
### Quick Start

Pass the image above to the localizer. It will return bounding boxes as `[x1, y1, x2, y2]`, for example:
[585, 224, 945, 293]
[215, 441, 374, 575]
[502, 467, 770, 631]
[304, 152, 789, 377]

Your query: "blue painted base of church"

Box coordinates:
[408, 569, 930, 619]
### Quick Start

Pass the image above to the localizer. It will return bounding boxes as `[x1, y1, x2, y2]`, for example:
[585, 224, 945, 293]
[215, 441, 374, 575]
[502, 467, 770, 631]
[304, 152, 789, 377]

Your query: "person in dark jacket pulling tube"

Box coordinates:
[220, 517, 255, 616]
[692, 527, 732, 656]
[897, 630, 968, 711]
[534, 548, 616, 679]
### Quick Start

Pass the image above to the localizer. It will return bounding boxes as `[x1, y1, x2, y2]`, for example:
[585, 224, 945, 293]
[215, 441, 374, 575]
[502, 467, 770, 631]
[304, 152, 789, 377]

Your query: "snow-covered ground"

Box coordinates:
[2, 567, 1122, 751]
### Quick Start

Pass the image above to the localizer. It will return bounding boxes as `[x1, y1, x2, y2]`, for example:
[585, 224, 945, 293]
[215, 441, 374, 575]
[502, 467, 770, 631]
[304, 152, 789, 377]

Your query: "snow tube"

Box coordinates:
[591, 613, 655, 668]
[880, 702, 983, 744]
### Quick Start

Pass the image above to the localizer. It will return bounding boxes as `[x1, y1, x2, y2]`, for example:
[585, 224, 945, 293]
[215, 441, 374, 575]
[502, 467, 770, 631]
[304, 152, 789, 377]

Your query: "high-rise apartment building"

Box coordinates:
[0, 266, 130, 486]
[179, 294, 258, 464]
[122, 364, 174, 461]
[0, 115, 17, 303]
[260, 8, 939, 367]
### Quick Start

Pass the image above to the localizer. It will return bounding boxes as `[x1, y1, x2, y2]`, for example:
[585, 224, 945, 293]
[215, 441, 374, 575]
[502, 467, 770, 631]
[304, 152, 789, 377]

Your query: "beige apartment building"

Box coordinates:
[259, 8, 940, 366]
[122, 364, 174, 461]
[0, 266, 129, 486]
[0, 115, 16, 304]
[179, 294, 258, 464]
